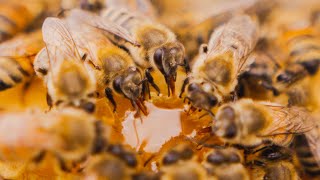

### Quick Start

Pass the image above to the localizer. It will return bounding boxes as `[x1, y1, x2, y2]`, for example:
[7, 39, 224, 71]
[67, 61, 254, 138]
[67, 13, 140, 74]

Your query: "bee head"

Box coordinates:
[113, 67, 143, 101]
[186, 83, 218, 111]
[153, 42, 185, 95]
[214, 106, 238, 140]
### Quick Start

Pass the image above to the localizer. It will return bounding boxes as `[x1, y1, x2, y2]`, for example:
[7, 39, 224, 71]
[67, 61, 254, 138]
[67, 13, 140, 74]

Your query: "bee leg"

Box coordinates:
[142, 79, 151, 100]
[0, 80, 12, 91]
[105, 88, 117, 112]
[182, 57, 191, 73]
[179, 77, 189, 98]
[145, 68, 160, 95]
[32, 150, 46, 163]
[260, 81, 279, 96]
[56, 156, 71, 172]
[46, 93, 53, 109]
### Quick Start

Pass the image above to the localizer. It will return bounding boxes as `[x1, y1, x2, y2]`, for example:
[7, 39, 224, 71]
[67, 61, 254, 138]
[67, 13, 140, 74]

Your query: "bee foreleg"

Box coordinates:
[145, 68, 160, 95]
[46, 93, 53, 109]
[179, 77, 189, 98]
[105, 88, 117, 112]
[259, 81, 279, 96]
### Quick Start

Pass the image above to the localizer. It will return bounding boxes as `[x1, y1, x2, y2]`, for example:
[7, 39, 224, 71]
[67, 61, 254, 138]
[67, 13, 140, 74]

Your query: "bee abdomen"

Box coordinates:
[294, 134, 320, 176]
[0, 57, 29, 91]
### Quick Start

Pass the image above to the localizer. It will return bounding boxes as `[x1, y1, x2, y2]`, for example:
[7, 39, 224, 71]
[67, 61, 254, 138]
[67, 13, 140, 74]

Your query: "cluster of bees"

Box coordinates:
[1, 0, 320, 179]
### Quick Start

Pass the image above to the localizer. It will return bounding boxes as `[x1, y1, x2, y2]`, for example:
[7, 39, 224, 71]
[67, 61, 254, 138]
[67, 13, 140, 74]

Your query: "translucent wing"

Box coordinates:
[65, 16, 113, 67]
[68, 9, 139, 46]
[42, 17, 81, 61]
[259, 104, 314, 136]
[207, 15, 259, 74]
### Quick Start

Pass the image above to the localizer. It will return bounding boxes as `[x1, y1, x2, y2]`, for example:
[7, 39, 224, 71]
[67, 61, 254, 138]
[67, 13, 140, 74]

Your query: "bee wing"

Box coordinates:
[259, 105, 314, 137]
[68, 9, 139, 46]
[42, 17, 81, 62]
[65, 17, 113, 67]
[105, 0, 157, 18]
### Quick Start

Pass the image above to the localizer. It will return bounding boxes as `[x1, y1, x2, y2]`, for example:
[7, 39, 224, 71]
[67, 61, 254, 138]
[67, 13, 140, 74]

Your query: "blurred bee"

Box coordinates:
[63, 9, 149, 114]
[0, 30, 43, 91]
[84, 144, 138, 180]
[0, 0, 46, 42]
[202, 147, 249, 180]
[0, 108, 109, 171]
[34, 17, 97, 112]
[246, 145, 299, 180]
[101, 2, 185, 96]
[293, 114, 320, 177]
[213, 99, 313, 147]
[180, 15, 259, 115]
[237, 38, 281, 99]
[151, 143, 210, 180]
[276, 28, 320, 87]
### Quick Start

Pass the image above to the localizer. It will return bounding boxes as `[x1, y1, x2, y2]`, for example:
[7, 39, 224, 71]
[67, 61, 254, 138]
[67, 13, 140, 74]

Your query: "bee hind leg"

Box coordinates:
[179, 77, 189, 98]
[105, 88, 117, 112]
[145, 68, 160, 96]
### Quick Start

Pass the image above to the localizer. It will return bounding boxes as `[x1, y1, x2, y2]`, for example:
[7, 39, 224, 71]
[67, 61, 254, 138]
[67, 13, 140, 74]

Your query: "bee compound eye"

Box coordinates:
[82, 102, 95, 113]
[154, 48, 164, 71]
[224, 123, 237, 139]
[122, 153, 137, 167]
[113, 76, 123, 94]
[206, 151, 224, 165]
[187, 83, 199, 92]
[163, 150, 180, 165]
[107, 144, 124, 156]
[208, 95, 218, 107]
[228, 153, 241, 163]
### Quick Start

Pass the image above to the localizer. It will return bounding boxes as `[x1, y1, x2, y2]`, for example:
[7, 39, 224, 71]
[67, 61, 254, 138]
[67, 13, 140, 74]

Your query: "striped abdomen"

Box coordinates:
[294, 134, 320, 176]
[0, 57, 32, 91]
[0, 2, 33, 42]
[287, 33, 320, 75]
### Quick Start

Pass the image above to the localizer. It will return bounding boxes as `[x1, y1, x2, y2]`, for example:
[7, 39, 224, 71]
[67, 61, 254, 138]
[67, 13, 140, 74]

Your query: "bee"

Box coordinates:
[213, 99, 313, 147]
[276, 28, 320, 87]
[33, 17, 97, 112]
[101, 4, 185, 96]
[0, 30, 43, 91]
[63, 9, 148, 114]
[0, 108, 108, 171]
[0, 0, 45, 42]
[246, 145, 300, 180]
[180, 15, 259, 114]
[293, 114, 320, 177]
[237, 38, 281, 99]
[202, 147, 249, 180]
[84, 144, 138, 180]
[157, 143, 196, 167]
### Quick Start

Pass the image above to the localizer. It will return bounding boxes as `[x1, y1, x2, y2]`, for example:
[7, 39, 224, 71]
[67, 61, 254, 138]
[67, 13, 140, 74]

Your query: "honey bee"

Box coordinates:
[246, 145, 300, 180]
[0, 108, 108, 171]
[33, 17, 97, 112]
[0, 30, 43, 91]
[0, 0, 46, 42]
[157, 143, 196, 167]
[101, 4, 185, 96]
[276, 28, 320, 87]
[180, 15, 259, 114]
[62, 9, 149, 114]
[84, 144, 138, 180]
[213, 99, 313, 147]
[237, 38, 281, 99]
[202, 147, 249, 180]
